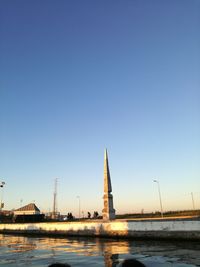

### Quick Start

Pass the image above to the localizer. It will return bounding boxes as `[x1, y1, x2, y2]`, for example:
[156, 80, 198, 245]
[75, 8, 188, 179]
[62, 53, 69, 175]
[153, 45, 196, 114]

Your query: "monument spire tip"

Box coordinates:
[104, 148, 108, 159]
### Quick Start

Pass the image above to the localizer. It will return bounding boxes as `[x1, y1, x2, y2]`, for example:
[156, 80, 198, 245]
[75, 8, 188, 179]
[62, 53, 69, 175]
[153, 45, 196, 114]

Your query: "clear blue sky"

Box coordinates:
[0, 0, 199, 216]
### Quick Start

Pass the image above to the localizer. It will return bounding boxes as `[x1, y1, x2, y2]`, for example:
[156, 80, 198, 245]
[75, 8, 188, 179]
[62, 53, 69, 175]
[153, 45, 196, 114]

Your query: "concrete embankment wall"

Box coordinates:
[0, 220, 200, 240]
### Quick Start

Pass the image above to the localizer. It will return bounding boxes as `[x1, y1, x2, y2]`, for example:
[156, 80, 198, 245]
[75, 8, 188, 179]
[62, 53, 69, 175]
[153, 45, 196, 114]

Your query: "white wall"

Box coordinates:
[0, 220, 199, 232]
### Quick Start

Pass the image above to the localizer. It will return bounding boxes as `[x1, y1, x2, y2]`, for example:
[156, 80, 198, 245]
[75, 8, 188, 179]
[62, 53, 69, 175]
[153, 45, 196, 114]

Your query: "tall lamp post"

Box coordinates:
[0, 181, 5, 212]
[77, 196, 81, 219]
[191, 192, 195, 211]
[153, 179, 163, 218]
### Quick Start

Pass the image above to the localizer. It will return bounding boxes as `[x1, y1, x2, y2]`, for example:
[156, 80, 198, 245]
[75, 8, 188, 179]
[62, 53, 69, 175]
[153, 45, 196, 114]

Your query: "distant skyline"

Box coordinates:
[0, 0, 199, 216]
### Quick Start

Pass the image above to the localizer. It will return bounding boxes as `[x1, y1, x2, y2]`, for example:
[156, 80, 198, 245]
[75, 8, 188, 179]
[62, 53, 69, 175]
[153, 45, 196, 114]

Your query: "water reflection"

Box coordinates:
[97, 240, 129, 267]
[2, 235, 36, 252]
[0, 234, 199, 266]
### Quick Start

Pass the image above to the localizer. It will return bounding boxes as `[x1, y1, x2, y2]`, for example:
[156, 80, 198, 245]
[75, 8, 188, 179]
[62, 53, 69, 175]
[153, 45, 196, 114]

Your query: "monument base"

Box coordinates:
[102, 210, 116, 220]
[102, 193, 116, 220]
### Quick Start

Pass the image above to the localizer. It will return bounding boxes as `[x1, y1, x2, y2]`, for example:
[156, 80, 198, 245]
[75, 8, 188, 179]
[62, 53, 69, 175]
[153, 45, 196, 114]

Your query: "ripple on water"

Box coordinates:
[0, 234, 199, 267]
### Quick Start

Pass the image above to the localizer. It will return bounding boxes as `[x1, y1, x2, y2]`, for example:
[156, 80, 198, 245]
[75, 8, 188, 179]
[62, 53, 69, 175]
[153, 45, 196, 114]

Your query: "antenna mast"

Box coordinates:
[52, 178, 58, 219]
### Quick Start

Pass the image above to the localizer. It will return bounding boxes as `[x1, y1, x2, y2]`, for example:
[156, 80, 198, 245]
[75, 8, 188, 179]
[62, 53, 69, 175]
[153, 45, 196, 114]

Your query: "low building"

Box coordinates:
[14, 203, 40, 216]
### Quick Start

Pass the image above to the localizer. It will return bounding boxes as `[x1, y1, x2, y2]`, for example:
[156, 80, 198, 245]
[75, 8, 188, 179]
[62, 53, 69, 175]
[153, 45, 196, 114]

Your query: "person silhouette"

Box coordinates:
[122, 258, 146, 267]
[48, 263, 71, 267]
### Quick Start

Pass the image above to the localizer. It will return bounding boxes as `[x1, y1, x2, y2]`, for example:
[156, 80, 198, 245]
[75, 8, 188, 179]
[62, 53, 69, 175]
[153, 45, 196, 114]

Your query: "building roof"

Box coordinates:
[15, 203, 40, 212]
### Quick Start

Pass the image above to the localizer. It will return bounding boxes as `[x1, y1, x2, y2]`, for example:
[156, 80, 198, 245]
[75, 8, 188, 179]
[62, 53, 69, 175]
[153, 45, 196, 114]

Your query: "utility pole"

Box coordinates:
[0, 181, 5, 212]
[52, 178, 58, 219]
[153, 179, 164, 219]
[77, 196, 81, 219]
[191, 192, 195, 211]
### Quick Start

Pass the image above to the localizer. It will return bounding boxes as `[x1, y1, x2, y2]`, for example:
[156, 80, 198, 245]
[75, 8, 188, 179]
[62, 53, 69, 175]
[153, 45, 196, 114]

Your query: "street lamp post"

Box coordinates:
[77, 196, 81, 219]
[153, 179, 163, 218]
[191, 192, 195, 211]
[0, 181, 5, 212]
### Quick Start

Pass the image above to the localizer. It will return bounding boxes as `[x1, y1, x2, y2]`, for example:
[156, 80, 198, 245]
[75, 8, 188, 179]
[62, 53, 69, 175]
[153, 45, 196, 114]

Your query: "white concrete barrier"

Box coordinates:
[0, 220, 200, 240]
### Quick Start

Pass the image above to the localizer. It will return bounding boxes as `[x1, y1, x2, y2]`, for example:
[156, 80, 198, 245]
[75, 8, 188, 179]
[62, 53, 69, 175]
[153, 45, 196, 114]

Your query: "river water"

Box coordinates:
[0, 234, 199, 267]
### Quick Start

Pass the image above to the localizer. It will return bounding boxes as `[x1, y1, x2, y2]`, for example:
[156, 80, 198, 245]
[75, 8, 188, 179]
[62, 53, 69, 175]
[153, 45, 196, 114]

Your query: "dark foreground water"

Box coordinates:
[0, 234, 200, 267]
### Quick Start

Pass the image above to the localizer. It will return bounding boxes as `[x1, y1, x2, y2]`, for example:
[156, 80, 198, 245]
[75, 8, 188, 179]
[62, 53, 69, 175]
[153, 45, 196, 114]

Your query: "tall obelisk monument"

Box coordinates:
[102, 149, 115, 220]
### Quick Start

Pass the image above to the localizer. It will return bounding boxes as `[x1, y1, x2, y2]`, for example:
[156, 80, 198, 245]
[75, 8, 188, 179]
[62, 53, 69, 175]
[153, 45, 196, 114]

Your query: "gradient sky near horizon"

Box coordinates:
[0, 0, 200, 216]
